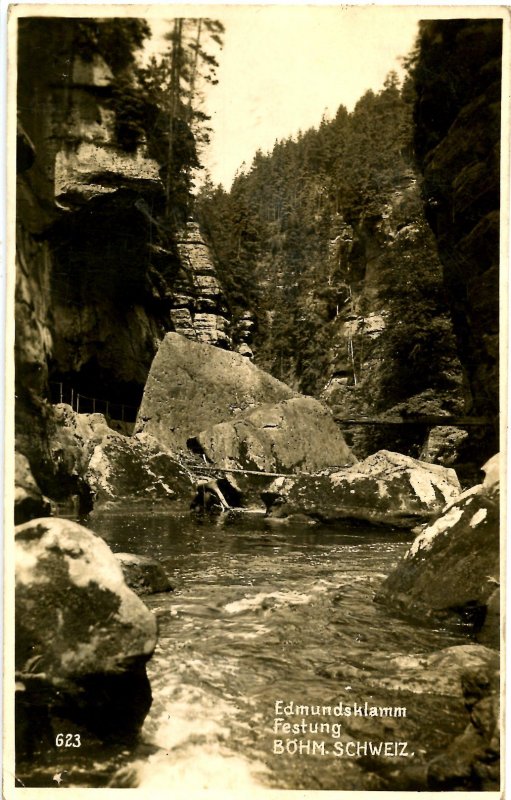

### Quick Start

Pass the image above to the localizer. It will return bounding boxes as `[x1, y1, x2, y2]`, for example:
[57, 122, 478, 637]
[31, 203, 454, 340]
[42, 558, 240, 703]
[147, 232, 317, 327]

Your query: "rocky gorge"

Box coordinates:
[13, 324, 502, 789]
[12, 14, 501, 792]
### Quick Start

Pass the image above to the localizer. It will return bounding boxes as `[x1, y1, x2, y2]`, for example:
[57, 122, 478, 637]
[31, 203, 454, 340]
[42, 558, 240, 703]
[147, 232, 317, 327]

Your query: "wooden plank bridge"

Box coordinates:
[333, 415, 493, 427]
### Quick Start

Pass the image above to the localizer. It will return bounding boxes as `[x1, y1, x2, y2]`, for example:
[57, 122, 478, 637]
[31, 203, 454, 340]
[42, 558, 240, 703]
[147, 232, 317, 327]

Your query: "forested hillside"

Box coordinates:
[196, 72, 463, 455]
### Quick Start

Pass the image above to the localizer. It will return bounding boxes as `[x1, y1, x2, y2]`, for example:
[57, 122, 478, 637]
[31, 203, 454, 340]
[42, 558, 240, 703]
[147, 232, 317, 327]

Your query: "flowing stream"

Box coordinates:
[19, 510, 472, 790]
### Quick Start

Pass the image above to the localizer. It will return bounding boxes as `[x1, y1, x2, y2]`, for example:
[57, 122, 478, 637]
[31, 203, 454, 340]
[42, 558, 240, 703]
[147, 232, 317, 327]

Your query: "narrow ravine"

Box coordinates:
[12, 13, 501, 794]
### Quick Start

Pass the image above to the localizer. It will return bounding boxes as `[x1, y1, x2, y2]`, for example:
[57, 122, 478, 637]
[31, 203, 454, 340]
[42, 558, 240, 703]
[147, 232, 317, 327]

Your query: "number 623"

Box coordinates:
[55, 733, 81, 747]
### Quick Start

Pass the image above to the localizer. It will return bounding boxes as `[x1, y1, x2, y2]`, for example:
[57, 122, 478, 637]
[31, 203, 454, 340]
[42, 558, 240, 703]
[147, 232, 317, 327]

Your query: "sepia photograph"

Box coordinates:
[6, 3, 504, 794]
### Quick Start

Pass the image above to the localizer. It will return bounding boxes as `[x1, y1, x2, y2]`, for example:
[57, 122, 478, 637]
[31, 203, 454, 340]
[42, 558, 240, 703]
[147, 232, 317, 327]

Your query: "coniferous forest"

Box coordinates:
[195, 73, 460, 413]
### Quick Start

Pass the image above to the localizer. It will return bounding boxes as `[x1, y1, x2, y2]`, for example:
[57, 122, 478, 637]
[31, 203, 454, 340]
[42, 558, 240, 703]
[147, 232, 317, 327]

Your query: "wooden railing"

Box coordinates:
[49, 382, 138, 423]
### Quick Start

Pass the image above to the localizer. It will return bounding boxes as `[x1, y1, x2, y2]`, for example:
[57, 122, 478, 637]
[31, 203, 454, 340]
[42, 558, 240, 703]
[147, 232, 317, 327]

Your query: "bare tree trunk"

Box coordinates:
[187, 19, 202, 122]
[166, 18, 183, 211]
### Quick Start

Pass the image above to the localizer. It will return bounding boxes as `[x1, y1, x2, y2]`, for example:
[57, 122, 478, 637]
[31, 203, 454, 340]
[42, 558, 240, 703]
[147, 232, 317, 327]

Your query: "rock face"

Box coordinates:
[115, 553, 172, 595]
[315, 181, 464, 459]
[263, 450, 461, 528]
[15, 20, 235, 509]
[15, 21, 165, 502]
[15, 518, 157, 755]
[49, 404, 193, 510]
[136, 333, 297, 452]
[190, 396, 355, 474]
[16, 21, 164, 406]
[375, 455, 499, 641]
[173, 222, 232, 348]
[414, 20, 501, 460]
[14, 452, 51, 524]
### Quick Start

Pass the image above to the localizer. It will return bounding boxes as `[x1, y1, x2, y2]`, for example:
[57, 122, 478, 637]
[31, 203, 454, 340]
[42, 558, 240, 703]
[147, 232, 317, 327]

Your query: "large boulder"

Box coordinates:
[15, 452, 51, 524]
[115, 553, 173, 595]
[49, 404, 193, 510]
[263, 450, 461, 528]
[189, 396, 355, 474]
[374, 455, 499, 640]
[135, 333, 296, 452]
[86, 433, 193, 509]
[15, 517, 157, 757]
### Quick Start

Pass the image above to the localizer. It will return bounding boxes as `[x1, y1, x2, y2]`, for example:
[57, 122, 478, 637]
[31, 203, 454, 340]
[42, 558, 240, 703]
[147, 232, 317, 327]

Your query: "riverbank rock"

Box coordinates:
[361, 645, 499, 791]
[426, 661, 499, 790]
[420, 426, 469, 466]
[263, 450, 461, 528]
[190, 396, 355, 475]
[375, 644, 499, 697]
[374, 455, 499, 640]
[135, 333, 296, 452]
[48, 405, 121, 510]
[86, 433, 193, 509]
[15, 452, 51, 524]
[477, 588, 500, 647]
[49, 404, 193, 510]
[15, 518, 157, 757]
[115, 553, 173, 595]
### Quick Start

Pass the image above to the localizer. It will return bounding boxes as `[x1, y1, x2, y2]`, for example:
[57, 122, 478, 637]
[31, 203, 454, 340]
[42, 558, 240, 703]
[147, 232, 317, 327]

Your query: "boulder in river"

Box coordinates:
[15, 517, 157, 757]
[135, 333, 296, 452]
[189, 395, 355, 474]
[263, 450, 461, 528]
[86, 432, 193, 509]
[373, 643, 499, 697]
[15, 452, 51, 524]
[374, 454, 499, 641]
[115, 553, 173, 595]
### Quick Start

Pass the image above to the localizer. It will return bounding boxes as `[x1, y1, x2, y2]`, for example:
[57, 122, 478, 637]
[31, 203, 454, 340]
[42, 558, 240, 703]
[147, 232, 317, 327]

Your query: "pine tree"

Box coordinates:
[137, 18, 224, 224]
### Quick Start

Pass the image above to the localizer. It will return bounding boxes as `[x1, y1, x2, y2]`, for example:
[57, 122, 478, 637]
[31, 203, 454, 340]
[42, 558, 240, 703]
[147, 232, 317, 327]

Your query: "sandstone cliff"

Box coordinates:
[308, 177, 463, 457]
[15, 19, 232, 503]
[413, 19, 501, 460]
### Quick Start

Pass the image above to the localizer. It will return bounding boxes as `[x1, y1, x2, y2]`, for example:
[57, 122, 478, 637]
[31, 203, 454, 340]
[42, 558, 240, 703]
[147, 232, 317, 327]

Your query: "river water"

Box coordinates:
[19, 510, 472, 791]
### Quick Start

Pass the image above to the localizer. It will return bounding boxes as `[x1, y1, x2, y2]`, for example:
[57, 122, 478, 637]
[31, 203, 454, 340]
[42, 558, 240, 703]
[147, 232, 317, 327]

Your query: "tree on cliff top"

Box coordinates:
[137, 18, 225, 225]
[75, 18, 150, 71]
[74, 19, 151, 153]
[75, 16, 225, 225]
